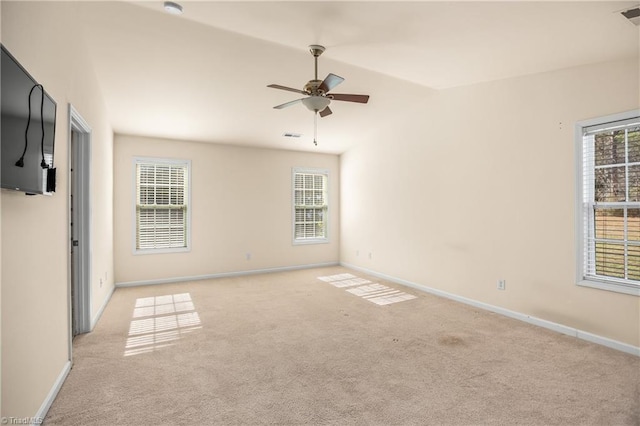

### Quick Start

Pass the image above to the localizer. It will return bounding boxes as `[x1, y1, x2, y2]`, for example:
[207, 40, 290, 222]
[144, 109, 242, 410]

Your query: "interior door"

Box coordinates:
[70, 129, 79, 337]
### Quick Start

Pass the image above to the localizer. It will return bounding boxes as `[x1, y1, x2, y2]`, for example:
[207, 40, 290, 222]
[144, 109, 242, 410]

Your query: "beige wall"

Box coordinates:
[341, 58, 640, 347]
[0, 0, 636, 419]
[114, 135, 339, 284]
[1, 1, 113, 418]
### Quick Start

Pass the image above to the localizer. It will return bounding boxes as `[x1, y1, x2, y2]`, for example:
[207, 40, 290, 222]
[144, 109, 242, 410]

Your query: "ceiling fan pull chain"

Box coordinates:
[314, 112, 318, 146]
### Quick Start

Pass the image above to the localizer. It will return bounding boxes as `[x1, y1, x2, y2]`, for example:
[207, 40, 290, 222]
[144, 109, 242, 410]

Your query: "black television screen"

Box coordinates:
[1, 44, 57, 195]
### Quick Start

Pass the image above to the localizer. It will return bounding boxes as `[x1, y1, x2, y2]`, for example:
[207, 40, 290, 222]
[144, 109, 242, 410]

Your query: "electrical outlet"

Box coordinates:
[497, 279, 506, 290]
[356, 250, 359, 256]
[368, 252, 372, 260]
[246, 253, 251, 261]
[100, 278, 103, 287]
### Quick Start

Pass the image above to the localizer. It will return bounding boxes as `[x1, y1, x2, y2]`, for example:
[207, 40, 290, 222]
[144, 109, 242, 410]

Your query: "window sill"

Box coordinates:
[578, 279, 640, 296]
[293, 238, 329, 246]
[134, 246, 190, 255]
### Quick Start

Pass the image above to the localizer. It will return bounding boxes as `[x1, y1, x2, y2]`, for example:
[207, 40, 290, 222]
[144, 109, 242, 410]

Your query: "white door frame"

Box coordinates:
[67, 104, 92, 359]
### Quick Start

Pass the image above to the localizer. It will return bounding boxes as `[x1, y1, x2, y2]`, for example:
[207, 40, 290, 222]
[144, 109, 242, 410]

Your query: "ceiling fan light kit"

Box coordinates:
[268, 44, 370, 146]
[302, 96, 330, 112]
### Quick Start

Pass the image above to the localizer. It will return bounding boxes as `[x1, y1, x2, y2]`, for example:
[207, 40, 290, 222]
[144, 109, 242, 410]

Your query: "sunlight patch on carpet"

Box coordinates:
[329, 277, 372, 288]
[367, 292, 417, 305]
[317, 274, 416, 305]
[317, 273, 356, 282]
[125, 293, 202, 356]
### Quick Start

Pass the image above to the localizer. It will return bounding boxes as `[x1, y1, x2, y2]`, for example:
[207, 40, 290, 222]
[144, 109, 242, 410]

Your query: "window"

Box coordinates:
[293, 168, 329, 244]
[135, 158, 190, 253]
[577, 111, 640, 295]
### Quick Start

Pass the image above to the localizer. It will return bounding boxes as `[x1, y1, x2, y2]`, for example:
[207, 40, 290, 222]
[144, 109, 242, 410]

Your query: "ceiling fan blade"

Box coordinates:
[318, 73, 344, 93]
[273, 98, 305, 109]
[319, 106, 332, 118]
[267, 84, 307, 95]
[329, 93, 370, 104]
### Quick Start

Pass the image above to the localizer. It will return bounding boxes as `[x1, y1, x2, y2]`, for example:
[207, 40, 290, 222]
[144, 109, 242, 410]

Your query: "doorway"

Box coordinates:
[68, 104, 92, 346]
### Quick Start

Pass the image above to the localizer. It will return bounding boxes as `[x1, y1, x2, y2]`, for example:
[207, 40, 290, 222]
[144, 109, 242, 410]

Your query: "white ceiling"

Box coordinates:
[77, 1, 639, 154]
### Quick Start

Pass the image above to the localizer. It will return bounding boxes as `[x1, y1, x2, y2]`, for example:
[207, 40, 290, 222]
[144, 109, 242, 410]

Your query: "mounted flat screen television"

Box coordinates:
[1, 44, 57, 195]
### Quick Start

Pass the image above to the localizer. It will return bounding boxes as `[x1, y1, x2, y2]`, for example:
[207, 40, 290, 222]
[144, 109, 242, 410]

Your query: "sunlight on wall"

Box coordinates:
[125, 293, 202, 356]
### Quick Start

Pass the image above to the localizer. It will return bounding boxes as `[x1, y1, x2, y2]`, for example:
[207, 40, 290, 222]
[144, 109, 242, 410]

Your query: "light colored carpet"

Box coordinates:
[45, 266, 640, 425]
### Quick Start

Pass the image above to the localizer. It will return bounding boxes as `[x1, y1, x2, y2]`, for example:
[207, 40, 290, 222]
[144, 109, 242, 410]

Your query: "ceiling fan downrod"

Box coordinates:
[309, 45, 325, 83]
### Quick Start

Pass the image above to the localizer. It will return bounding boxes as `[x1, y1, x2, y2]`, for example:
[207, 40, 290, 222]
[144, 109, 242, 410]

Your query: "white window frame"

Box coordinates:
[133, 157, 191, 255]
[292, 167, 330, 245]
[575, 110, 640, 296]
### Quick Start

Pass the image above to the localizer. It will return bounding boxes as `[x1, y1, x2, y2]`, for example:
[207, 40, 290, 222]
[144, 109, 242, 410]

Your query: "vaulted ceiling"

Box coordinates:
[77, 1, 639, 153]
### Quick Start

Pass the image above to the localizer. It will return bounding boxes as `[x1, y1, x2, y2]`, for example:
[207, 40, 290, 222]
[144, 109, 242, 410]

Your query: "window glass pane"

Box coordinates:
[170, 191, 183, 205]
[594, 130, 626, 166]
[138, 208, 155, 225]
[139, 186, 154, 204]
[171, 167, 184, 185]
[139, 165, 154, 184]
[594, 209, 624, 240]
[629, 165, 640, 202]
[304, 223, 314, 238]
[155, 209, 170, 225]
[156, 186, 169, 205]
[171, 208, 184, 223]
[628, 127, 640, 163]
[629, 209, 640, 242]
[304, 175, 313, 190]
[629, 207, 640, 279]
[595, 166, 626, 202]
[595, 242, 625, 279]
[628, 245, 640, 281]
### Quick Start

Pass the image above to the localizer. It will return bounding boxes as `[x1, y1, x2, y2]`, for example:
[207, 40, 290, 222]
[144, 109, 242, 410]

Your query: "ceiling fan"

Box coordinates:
[267, 45, 370, 145]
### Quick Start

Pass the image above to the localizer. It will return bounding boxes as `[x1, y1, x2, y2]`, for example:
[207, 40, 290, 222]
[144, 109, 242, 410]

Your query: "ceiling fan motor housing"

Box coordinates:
[304, 80, 325, 95]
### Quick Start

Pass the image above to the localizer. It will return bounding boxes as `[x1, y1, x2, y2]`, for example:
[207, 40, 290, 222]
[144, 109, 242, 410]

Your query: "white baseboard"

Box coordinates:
[91, 284, 115, 330]
[115, 262, 339, 288]
[33, 360, 71, 424]
[341, 262, 640, 357]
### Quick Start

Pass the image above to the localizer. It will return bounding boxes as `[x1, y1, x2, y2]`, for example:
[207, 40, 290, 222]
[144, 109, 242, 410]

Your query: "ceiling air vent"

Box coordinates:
[283, 133, 302, 138]
[621, 7, 640, 26]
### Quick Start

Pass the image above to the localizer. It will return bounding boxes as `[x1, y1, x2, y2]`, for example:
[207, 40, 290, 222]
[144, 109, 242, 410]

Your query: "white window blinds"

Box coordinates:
[581, 118, 640, 286]
[293, 169, 328, 242]
[136, 159, 189, 251]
